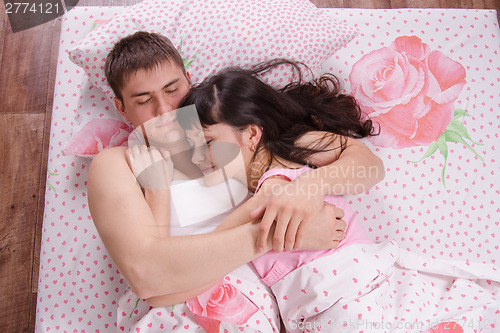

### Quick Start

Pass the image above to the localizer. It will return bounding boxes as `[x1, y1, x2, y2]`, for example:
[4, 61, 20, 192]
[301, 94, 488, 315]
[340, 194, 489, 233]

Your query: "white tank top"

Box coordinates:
[168, 177, 251, 236]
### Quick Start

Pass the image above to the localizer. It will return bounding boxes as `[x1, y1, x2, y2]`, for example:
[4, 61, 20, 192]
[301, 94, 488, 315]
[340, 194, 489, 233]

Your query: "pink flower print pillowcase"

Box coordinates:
[63, 0, 359, 158]
[68, 0, 359, 105]
[62, 118, 132, 157]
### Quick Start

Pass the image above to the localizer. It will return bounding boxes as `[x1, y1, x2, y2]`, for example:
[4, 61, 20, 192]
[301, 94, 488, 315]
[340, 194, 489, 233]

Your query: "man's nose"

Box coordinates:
[155, 97, 175, 116]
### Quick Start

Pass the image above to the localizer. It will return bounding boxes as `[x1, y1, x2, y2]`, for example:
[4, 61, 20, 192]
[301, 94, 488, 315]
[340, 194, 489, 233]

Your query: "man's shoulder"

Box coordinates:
[90, 146, 129, 173]
[92, 146, 127, 162]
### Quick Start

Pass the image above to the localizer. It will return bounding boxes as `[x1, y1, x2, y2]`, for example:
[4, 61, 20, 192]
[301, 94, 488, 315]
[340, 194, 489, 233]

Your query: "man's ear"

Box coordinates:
[185, 71, 192, 87]
[114, 97, 128, 121]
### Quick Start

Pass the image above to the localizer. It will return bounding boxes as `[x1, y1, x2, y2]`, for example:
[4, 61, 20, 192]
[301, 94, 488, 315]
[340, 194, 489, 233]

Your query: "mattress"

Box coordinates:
[36, 6, 500, 332]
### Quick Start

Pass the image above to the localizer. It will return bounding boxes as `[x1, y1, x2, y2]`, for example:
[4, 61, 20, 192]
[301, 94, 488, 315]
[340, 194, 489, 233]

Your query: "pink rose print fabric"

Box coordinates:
[350, 35, 483, 186]
[271, 241, 500, 333]
[117, 268, 281, 332]
[37, 7, 500, 333]
[186, 281, 259, 333]
[62, 118, 132, 156]
[424, 321, 464, 333]
[350, 35, 466, 149]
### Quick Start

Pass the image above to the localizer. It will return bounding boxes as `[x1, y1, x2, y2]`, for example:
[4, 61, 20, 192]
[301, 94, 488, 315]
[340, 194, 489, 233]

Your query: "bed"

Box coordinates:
[36, 1, 500, 332]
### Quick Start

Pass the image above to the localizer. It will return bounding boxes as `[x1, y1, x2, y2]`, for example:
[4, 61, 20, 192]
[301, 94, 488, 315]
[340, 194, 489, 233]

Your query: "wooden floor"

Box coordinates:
[0, 0, 498, 331]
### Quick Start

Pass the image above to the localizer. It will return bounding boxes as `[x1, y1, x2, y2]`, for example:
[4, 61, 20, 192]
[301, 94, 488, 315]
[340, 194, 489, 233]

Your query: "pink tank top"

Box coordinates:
[251, 166, 372, 286]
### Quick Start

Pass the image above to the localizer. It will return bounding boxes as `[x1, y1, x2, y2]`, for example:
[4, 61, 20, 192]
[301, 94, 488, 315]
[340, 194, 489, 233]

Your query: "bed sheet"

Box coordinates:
[322, 8, 500, 264]
[36, 7, 126, 332]
[36, 6, 500, 332]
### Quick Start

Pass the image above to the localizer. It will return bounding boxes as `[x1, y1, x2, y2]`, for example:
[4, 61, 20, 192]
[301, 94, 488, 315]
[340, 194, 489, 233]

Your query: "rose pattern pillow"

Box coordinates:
[64, 0, 359, 157]
[69, 0, 358, 103]
[62, 118, 132, 157]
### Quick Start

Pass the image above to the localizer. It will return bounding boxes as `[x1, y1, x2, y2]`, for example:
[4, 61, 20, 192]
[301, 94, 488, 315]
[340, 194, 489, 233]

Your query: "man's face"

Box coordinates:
[115, 60, 191, 129]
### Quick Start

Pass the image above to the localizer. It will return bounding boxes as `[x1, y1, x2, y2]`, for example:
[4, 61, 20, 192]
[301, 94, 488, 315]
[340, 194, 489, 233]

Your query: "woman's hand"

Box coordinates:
[126, 145, 174, 189]
[252, 177, 346, 252]
[294, 202, 346, 250]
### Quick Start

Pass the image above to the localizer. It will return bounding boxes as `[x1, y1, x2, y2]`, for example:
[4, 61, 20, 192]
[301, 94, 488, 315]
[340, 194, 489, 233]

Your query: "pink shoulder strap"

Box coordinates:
[255, 166, 311, 192]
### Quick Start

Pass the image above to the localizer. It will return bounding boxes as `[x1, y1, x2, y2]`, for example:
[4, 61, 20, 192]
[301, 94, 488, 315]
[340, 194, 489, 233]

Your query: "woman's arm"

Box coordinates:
[88, 146, 266, 299]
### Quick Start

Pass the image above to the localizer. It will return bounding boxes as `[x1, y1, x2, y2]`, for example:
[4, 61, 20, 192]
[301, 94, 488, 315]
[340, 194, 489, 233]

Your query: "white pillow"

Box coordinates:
[64, 0, 359, 157]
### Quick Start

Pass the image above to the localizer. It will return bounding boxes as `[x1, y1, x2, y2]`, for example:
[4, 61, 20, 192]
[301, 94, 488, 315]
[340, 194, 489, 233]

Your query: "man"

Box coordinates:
[88, 31, 384, 307]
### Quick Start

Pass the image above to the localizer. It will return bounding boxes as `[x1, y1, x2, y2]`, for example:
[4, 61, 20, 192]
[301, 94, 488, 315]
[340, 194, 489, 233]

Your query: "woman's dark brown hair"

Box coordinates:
[179, 59, 378, 168]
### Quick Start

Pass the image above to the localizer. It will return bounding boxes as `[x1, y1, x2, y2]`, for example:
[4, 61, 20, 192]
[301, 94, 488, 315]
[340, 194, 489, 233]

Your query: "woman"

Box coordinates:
[178, 59, 378, 246]
[91, 31, 383, 332]
[107, 62, 379, 331]
[178, 61, 500, 332]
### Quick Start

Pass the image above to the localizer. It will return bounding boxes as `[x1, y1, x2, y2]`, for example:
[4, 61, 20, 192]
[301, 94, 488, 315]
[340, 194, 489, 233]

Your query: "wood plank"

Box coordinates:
[344, 0, 393, 8]
[449, 0, 481, 8]
[310, 0, 345, 7]
[0, 18, 54, 114]
[393, 0, 441, 7]
[27, 16, 61, 333]
[31, 18, 60, 296]
[0, 2, 5, 66]
[393, 0, 488, 8]
[483, 0, 499, 9]
[0, 113, 45, 332]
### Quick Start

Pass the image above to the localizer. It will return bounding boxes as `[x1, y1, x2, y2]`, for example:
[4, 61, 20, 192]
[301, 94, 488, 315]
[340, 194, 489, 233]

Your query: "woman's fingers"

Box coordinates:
[249, 203, 266, 220]
[331, 229, 346, 248]
[127, 145, 171, 189]
[334, 205, 345, 220]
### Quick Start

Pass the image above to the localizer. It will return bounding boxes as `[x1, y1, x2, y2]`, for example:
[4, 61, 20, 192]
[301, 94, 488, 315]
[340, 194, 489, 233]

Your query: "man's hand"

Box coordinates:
[251, 177, 345, 252]
[294, 203, 346, 251]
[126, 145, 174, 189]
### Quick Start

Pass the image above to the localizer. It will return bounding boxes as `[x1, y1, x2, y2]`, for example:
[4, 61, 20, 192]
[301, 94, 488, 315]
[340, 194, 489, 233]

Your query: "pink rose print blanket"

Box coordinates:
[272, 240, 500, 332]
[36, 6, 500, 333]
[117, 264, 281, 332]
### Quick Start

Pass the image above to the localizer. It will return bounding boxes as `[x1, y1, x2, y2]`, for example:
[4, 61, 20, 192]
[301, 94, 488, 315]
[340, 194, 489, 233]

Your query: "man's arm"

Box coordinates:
[298, 134, 385, 195]
[88, 146, 265, 299]
[144, 194, 344, 307]
[256, 133, 384, 251]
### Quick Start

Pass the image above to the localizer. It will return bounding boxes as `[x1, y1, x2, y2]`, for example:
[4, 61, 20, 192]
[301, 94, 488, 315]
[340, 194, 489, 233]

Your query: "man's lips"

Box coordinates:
[156, 118, 176, 128]
[201, 166, 215, 173]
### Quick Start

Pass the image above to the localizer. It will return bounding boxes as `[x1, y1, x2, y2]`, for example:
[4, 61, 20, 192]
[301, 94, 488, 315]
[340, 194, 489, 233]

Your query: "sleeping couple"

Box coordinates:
[88, 32, 500, 332]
